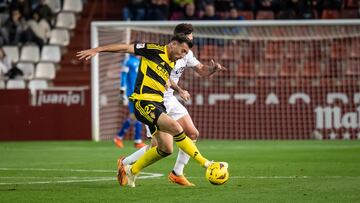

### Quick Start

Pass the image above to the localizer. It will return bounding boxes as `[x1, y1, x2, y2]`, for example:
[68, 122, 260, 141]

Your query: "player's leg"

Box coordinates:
[123, 101, 173, 187]
[156, 113, 210, 168]
[114, 102, 135, 148]
[174, 114, 199, 172]
[122, 125, 157, 165]
[117, 126, 157, 186]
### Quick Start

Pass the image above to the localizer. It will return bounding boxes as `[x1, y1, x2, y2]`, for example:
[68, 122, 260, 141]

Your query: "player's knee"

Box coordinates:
[167, 121, 184, 135]
[186, 129, 199, 140]
[158, 144, 173, 154]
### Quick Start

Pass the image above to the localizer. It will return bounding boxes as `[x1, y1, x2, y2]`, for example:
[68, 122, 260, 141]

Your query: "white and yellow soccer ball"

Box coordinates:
[205, 162, 229, 185]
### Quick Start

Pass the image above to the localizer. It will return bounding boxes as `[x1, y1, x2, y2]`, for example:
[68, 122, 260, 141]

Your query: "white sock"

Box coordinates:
[173, 148, 190, 176]
[122, 145, 148, 165]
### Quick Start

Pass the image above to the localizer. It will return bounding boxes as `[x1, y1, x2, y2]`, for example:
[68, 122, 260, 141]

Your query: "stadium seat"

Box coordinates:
[19, 45, 40, 63]
[63, 0, 83, 13]
[325, 60, 345, 77]
[238, 11, 254, 20]
[2, 46, 19, 63]
[302, 60, 323, 77]
[49, 29, 70, 46]
[40, 45, 61, 63]
[199, 45, 219, 61]
[55, 12, 76, 29]
[340, 9, 359, 18]
[17, 62, 35, 80]
[258, 59, 279, 77]
[330, 39, 348, 60]
[28, 79, 48, 94]
[6, 79, 26, 89]
[280, 59, 299, 77]
[265, 41, 283, 59]
[256, 11, 274, 19]
[345, 0, 358, 8]
[237, 62, 257, 77]
[350, 40, 360, 59]
[285, 41, 305, 59]
[35, 62, 56, 80]
[47, 0, 61, 13]
[345, 59, 360, 76]
[321, 10, 340, 19]
[0, 80, 5, 89]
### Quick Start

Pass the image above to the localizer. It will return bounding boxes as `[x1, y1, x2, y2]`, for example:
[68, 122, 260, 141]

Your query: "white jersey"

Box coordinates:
[163, 50, 200, 99]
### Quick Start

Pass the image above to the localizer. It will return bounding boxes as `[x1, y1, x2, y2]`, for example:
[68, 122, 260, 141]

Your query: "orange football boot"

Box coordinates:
[116, 156, 127, 186]
[168, 171, 195, 186]
[134, 142, 146, 149]
[114, 137, 124, 148]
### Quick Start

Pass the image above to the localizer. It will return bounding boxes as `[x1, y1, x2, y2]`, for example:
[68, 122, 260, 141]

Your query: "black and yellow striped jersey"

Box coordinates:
[129, 43, 175, 102]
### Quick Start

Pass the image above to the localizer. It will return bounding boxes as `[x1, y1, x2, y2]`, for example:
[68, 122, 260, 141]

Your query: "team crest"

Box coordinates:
[136, 43, 145, 49]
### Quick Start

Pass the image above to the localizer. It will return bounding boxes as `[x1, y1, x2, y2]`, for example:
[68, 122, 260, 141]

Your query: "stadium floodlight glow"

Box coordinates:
[91, 20, 360, 141]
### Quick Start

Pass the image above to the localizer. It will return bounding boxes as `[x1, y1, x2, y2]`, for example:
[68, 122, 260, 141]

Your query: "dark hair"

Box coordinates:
[171, 33, 193, 48]
[173, 23, 194, 35]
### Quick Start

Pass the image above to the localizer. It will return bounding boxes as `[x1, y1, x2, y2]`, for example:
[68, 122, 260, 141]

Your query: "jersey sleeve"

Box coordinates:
[133, 43, 156, 59]
[185, 50, 200, 68]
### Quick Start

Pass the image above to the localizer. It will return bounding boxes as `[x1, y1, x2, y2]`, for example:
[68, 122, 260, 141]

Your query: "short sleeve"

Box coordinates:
[133, 43, 148, 57]
[185, 50, 200, 68]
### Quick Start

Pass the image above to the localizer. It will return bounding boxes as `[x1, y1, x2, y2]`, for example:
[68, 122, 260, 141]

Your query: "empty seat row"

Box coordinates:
[3, 45, 61, 64]
[47, 0, 83, 13]
[16, 62, 56, 80]
[1, 79, 48, 90]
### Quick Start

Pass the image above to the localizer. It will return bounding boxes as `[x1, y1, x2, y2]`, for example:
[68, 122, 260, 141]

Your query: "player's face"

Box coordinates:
[186, 33, 193, 41]
[170, 42, 189, 61]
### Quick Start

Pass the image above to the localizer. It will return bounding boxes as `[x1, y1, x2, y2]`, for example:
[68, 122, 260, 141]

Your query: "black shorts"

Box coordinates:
[133, 100, 166, 136]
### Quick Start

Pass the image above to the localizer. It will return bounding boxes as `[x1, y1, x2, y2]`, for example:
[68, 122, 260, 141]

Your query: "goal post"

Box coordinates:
[91, 20, 360, 141]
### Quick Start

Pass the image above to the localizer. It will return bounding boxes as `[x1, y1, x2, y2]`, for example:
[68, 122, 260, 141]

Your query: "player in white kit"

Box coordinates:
[117, 23, 225, 186]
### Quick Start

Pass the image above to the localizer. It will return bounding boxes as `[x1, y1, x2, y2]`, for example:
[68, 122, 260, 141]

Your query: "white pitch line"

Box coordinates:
[0, 168, 163, 185]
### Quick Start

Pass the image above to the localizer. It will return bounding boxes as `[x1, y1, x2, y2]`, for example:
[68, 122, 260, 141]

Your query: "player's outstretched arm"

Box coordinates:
[76, 44, 135, 60]
[169, 79, 190, 101]
[194, 59, 226, 77]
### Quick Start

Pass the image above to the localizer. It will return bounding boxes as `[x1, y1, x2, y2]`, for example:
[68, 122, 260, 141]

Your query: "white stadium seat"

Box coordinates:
[35, 62, 56, 80]
[63, 0, 83, 13]
[17, 62, 35, 80]
[20, 45, 40, 63]
[46, 0, 61, 13]
[49, 29, 70, 46]
[0, 80, 5, 89]
[40, 45, 61, 63]
[6, 79, 26, 89]
[28, 79, 48, 94]
[56, 12, 76, 29]
[3, 46, 19, 63]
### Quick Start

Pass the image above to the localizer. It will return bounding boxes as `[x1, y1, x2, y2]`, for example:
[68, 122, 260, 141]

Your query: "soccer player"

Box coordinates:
[114, 54, 146, 149]
[119, 23, 225, 186]
[77, 33, 225, 188]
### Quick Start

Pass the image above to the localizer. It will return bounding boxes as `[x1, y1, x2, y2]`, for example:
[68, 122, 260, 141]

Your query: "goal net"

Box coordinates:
[91, 20, 360, 141]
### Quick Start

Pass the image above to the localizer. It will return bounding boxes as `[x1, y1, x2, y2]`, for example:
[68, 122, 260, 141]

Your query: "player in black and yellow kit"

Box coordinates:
[77, 34, 214, 187]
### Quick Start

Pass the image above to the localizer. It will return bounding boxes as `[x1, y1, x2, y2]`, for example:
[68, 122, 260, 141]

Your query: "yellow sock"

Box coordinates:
[131, 146, 170, 175]
[174, 132, 208, 167]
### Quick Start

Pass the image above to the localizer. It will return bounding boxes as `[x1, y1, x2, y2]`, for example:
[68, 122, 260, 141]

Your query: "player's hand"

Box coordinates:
[76, 48, 98, 60]
[210, 59, 226, 72]
[179, 89, 190, 102]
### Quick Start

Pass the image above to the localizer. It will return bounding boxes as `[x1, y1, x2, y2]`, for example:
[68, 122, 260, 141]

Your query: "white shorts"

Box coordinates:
[145, 96, 189, 138]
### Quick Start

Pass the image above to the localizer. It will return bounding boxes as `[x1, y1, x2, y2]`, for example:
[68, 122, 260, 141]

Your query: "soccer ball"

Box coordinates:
[205, 162, 229, 185]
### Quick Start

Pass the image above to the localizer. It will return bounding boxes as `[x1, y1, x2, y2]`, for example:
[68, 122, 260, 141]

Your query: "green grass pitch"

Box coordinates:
[0, 140, 360, 202]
